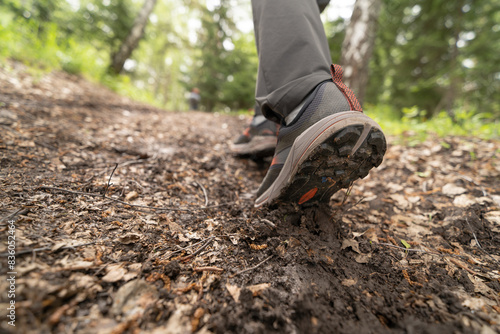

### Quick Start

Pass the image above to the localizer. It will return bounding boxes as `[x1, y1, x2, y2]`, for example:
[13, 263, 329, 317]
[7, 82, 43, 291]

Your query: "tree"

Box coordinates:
[125, 0, 191, 111]
[219, 32, 258, 111]
[325, 17, 347, 65]
[366, 0, 500, 119]
[109, 0, 158, 74]
[188, 0, 236, 111]
[70, 0, 138, 58]
[340, 0, 382, 105]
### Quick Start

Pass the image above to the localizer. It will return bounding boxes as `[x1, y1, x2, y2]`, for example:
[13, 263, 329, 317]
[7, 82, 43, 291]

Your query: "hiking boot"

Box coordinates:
[231, 116, 279, 158]
[255, 64, 387, 207]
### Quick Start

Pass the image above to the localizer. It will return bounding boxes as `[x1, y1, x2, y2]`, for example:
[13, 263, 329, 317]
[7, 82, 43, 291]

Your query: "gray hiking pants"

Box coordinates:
[251, 0, 333, 123]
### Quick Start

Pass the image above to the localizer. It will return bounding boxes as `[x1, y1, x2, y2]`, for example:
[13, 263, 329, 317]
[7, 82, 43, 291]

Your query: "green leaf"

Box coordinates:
[401, 239, 411, 249]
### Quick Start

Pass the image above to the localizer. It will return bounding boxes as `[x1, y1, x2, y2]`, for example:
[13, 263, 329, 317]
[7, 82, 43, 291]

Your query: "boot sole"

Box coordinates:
[254, 111, 386, 207]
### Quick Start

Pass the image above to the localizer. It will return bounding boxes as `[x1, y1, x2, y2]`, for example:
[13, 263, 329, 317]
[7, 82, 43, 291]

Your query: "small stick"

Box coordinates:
[375, 242, 431, 254]
[40, 186, 104, 197]
[373, 241, 495, 275]
[341, 182, 355, 206]
[104, 163, 118, 198]
[230, 255, 273, 278]
[193, 266, 224, 272]
[261, 219, 276, 229]
[0, 240, 101, 257]
[39, 186, 233, 212]
[466, 218, 500, 267]
[179, 237, 214, 261]
[194, 181, 209, 207]
[449, 258, 478, 276]
[160, 238, 206, 255]
[0, 207, 30, 224]
[456, 174, 488, 196]
[466, 218, 481, 248]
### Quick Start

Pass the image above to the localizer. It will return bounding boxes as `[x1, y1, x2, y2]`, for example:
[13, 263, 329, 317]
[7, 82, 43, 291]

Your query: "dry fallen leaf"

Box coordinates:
[442, 183, 467, 196]
[484, 211, 500, 225]
[226, 283, 241, 302]
[125, 191, 139, 201]
[341, 239, 360, 254]
[247, 283, 271, 296]
[389, 194, 411, 210]
[355, 253, 372, 264]
[152, 302, 192, 334]
[118, 232, 142, 244]
[111, 279, 158, 318]
[168, 221, 184, 233]
[342, 278, 358, 287]
[102, 264, 127, 283]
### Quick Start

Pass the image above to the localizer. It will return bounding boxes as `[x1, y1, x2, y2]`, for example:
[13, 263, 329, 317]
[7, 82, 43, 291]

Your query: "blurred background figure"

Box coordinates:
[189, 87, 201, 111]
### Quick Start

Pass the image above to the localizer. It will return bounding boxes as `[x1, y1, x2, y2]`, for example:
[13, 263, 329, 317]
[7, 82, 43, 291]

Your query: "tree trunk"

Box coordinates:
[340, 0, 382, 105]
[109, 0, 158, 74]
[434, 0, 464, 122]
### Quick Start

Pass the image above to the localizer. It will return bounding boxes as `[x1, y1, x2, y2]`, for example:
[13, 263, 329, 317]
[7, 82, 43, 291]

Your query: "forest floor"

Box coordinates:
[1, 61, 499, 334]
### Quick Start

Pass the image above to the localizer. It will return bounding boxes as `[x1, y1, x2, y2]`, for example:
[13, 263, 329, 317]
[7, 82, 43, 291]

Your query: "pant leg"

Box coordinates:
[252, 0, 333, 123]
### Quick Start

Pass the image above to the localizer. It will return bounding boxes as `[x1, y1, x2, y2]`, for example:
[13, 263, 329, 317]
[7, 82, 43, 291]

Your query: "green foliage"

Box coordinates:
[400, 240, 411, 249]
[0, 0, 163, 108]
[368, 104, 499, 143]
[367, 0, 500, 120]
[71, 0, 138, 51]
[218, 33, 258, 111]
[101, 73, 163, 108]
[118, 0, 191, 111]
[182, 0, 257, 112]
[187, 0, 234, 111]
[325, 17, 347, 64]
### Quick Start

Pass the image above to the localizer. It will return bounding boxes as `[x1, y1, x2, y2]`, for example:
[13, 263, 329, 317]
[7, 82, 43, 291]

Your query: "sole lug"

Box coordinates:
[275, 124, 387, 206]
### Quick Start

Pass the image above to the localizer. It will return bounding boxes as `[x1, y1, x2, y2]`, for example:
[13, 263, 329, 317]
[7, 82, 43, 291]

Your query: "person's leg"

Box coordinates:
[252, 0, 332, 123]
[231, 0, 331, 157]
[230, 104, 279, 158]
[249, 0, 387, 207]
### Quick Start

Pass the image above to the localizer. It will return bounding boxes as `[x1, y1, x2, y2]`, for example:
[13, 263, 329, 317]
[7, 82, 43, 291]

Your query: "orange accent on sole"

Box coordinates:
[298, 188, 318, 205]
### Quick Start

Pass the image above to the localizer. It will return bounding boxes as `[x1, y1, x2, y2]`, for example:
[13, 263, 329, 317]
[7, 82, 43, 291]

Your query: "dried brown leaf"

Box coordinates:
[226, 283, 241, 302]
[341, 239, 360, 254]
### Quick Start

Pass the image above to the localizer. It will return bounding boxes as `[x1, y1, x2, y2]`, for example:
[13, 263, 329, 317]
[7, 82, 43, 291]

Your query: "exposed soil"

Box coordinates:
[1, 61, 499, 334]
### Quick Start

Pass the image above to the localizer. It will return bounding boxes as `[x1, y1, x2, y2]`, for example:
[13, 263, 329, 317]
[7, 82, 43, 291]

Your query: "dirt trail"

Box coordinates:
[1, 62, 499, 333]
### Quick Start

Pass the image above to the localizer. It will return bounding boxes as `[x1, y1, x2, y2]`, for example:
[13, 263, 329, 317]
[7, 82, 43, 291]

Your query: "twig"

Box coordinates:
[178, 237, 215, 261]
[466, 218, 482, 248]
[456, 174, 488, 197]
[374, 242, 433, 254]
[39, 186, 233, 212]
[230, 255, 273, 278]
[0, 240, 102, 257]
[104, 163, 118, 198]
[194, 181, 209, 207]
[0, 207, 30, 224]
[449, 258, 478, 276]
[373, 241, 499, 276]
[40, 186, 102, 197]
[261, 219, 276, 229]
[467, 217, 500, 267]
[341, 182, 355, 206]
[159, 238, 205, 255]
[331, 183, 360, 215]
[193, 266, 224, 272]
